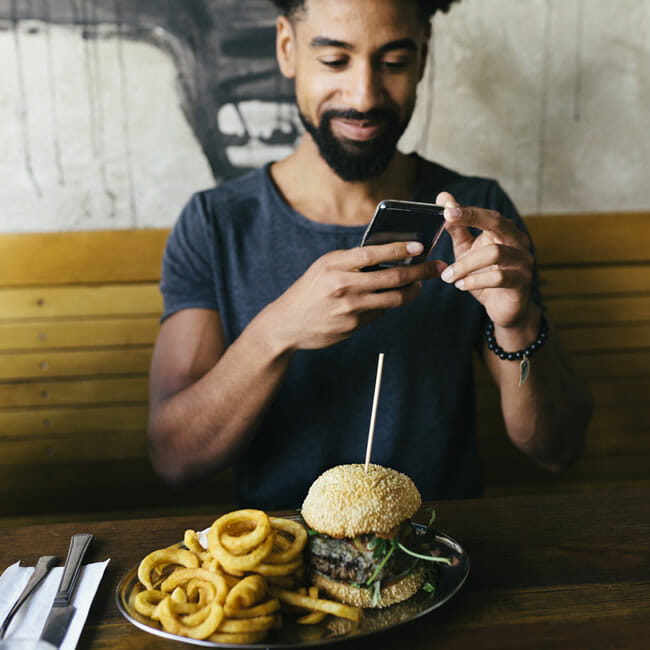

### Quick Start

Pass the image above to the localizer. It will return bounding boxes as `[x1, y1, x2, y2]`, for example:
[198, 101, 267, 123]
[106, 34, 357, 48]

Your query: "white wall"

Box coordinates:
[0, 22, 214, 233]
[1, 1, 649, 233]
[403, 0, 650, 215]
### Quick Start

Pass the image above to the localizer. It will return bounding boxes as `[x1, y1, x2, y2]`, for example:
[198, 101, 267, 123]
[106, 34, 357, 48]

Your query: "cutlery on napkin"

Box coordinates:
[40, 534, 93, 648]
[1, 557, 57, 640]
[0, 551, 109, 650]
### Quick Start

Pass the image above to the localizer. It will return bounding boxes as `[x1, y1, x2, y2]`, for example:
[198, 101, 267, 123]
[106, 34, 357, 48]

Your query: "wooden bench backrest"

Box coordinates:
[475, 212, 650, 494]
[0, 229, 231, 521]
[1, 212, 648, 520]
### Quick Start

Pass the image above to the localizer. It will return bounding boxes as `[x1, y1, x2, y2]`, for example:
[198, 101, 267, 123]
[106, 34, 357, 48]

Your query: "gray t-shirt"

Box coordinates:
[160, 155, 535, 509]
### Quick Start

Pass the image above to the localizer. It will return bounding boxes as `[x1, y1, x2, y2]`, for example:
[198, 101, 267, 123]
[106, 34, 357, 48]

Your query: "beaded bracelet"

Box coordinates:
[485, 314, 548, 385]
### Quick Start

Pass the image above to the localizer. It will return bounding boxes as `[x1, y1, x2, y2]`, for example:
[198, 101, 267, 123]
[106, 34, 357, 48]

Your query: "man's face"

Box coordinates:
[277, 0, 430, 181]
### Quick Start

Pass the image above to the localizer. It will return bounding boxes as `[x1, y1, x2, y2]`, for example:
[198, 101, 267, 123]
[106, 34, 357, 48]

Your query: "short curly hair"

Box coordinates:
[269, 0, 459, 20]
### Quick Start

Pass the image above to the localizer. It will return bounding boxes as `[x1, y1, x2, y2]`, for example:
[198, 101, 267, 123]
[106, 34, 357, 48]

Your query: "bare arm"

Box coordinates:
[437, 192, 592, 471]
[483, 305, 592, 470]
[148, 241, 445, 484]
[147, 307, 294, 484]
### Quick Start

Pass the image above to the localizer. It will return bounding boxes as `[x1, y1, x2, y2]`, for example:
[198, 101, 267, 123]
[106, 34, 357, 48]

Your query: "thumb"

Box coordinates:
[436, 191, 458, 207]
[437, 192, 472, 257]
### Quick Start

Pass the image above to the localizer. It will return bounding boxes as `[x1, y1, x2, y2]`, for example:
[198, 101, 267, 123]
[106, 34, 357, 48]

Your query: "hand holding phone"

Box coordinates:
[360, 200, 446, 270]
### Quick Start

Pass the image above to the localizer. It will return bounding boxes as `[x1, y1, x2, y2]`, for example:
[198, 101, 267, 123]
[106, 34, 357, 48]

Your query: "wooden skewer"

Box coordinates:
[364, 352, 385, 472]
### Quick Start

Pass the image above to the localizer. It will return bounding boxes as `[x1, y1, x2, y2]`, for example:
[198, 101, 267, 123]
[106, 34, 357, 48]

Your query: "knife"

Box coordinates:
[39, 533, 93, 648]
[0, 555, 58, 639]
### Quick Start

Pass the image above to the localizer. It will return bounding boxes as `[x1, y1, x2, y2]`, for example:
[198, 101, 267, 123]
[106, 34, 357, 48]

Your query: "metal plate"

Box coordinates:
[115, 526, 469, 648]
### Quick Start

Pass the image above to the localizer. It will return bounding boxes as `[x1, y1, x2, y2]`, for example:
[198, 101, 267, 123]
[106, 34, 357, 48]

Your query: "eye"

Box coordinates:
[380, 57, 410, 70]
[319, 57, 348, 69]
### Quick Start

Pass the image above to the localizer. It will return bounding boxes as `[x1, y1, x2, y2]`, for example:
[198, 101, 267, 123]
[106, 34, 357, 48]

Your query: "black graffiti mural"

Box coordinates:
[0, 0, 300, 182]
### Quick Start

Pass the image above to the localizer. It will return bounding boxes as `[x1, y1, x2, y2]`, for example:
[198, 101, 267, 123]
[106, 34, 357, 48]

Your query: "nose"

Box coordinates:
[346, 61, 383, 113]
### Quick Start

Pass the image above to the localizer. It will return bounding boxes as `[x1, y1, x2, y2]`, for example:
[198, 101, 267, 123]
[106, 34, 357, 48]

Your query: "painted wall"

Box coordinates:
[402, 0, 650, 215]
[1, 0, 648, 233]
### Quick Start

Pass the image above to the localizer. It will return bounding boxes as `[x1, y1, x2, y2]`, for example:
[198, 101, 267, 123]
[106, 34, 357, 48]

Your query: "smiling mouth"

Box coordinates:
[332, 117, 385, 142]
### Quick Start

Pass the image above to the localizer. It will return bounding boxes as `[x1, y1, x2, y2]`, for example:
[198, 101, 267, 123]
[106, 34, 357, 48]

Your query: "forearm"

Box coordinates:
[485, 307, 593, 471]
[148, 243, 444, 484]
[148, 309, 294, 484]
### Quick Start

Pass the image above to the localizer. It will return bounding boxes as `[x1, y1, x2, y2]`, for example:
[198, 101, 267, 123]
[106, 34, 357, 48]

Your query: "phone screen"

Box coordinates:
[360, 200, 446, 269]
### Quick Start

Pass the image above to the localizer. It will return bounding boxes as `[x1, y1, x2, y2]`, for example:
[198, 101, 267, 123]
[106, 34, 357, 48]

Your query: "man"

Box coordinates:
[147, 0, 592, 508]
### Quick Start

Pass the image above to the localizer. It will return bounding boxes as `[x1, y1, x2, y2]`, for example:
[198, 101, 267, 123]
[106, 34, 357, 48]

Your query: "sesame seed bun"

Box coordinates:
[312, 567, 426, 608]
[301, 464, 422, 538]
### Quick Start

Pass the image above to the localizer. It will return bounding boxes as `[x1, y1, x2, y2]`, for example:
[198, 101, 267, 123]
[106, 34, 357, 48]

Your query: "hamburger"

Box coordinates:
[301, 464, 435, 608]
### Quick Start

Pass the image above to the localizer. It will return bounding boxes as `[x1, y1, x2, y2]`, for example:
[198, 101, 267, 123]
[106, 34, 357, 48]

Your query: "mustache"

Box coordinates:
[321, 108, 398, 122]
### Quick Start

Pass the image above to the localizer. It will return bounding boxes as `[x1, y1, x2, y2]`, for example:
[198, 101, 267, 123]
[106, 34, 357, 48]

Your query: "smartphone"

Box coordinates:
[360, 199, 446, 269]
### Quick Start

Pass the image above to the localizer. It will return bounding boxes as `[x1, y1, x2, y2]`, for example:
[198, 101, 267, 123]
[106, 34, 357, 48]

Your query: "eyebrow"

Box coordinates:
[309, 36, 418, 54]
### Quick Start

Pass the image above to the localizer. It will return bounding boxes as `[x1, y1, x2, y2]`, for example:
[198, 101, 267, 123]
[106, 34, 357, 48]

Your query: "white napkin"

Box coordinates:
[0, 560, 109, 650]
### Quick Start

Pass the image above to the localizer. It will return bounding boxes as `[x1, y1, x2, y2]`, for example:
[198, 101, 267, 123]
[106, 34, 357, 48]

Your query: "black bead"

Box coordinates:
[485, 316, 548, 362]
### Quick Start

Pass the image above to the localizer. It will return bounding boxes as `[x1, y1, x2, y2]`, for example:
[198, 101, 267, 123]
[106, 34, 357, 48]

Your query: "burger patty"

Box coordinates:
[308, 533, 416, 584]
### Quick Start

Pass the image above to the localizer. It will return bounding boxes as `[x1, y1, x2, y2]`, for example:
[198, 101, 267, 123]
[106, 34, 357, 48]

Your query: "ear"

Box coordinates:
[276, 16, 297, 79]
[417, 23, 432, 82]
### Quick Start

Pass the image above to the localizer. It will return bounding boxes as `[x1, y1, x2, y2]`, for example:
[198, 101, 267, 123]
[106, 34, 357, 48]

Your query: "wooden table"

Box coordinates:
[2, 489, 649, 649]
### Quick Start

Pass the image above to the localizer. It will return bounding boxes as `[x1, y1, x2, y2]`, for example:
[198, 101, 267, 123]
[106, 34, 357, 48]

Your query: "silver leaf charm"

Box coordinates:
[519, 356, 530, 386]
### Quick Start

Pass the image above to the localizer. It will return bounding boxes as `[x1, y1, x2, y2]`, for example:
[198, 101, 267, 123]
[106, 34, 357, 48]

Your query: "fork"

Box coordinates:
[0, 556, 58, 639]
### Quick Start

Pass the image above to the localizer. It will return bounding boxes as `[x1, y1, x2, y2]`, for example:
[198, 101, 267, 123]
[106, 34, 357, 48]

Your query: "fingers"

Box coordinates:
[436, 192, 529, 250]
[276, 245, 445, 351]
[450, 205, 529, 249]
[436, 191, 457, 208]
[309, 247, 445, 305]
[321, 243, 444, 295]
[326, 259, 444, 302]
[441, 243, 533, 291]
[366, 258, 445, 287]
[358, 279, 424, 312]
[346, 241, 425, 271]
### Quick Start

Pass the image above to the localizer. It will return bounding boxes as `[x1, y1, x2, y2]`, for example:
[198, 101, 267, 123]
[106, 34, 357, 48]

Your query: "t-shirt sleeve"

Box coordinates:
[159, 193, 218, 322]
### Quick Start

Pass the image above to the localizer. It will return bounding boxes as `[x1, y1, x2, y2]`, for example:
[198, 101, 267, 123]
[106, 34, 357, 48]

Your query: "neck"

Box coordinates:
[271, 134, 418, 226]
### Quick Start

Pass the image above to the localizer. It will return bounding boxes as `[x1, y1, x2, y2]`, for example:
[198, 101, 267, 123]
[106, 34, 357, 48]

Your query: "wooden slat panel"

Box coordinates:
[476, 377, 650, 410]
[0, 460, 234, 518]
[524, 212, 650, 265]
[0, 317, 159, 351]
[7, 417, 643, 467]
[474, 350, 650, 384]
[0, 377, 149, 408]
[6, 319, 643, 362]
[538, 265, 650, 297]
[0, 347, 153, 380]
[545, 295, 650, 325]
[557, 324, 650, 352]
[481, 427, 650, 457]
[0, 216, 647, 515]
[0, 429, 148, 464]
[538, 454, 649, 482]
[477, 404, 649, 434]
[0, 284, 162, 319]
[583, 430, 650, 456]
[479, 446, 650, 487]
[0, 229, 169, 287]
[585, 378, 650, 405]
[0, 404, 148, 437]
[569, 351, 650, 378]
[0, 217, 646, 285]
[484, 478, 650, 496]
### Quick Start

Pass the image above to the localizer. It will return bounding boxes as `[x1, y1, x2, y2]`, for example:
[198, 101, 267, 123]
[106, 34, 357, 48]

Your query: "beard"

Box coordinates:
[297, 106, 410, 182]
